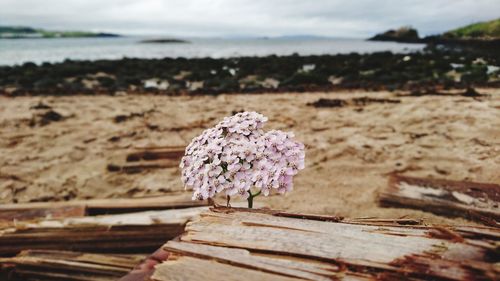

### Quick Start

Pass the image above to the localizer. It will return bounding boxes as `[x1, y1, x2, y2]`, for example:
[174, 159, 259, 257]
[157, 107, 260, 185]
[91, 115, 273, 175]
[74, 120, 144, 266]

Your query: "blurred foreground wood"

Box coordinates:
[0, 192, 209, 280]
[148, 208, 499, 281]
[0, 192, 205, 221]
[0, 206, 207, 256]
[380, 174, 500, 226]
[0, 250, 143, 281]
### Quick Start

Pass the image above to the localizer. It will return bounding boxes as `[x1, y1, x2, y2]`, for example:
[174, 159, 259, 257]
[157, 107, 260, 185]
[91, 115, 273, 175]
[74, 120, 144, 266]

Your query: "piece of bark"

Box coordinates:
[107, 160, 178, 174]
[379, 174, 500, 226]
[126, 147, 185, 162]
[0, 250, 143, 281]
[0, 207, 207, 256]
[149, 208, 499, 281]
[107, 146, 183, 174]
[0, 192, 206, 219]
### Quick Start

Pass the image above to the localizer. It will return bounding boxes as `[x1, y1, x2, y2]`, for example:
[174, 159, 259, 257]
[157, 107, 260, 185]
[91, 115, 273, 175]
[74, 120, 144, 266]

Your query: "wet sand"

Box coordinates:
[0, 89, 499, 225]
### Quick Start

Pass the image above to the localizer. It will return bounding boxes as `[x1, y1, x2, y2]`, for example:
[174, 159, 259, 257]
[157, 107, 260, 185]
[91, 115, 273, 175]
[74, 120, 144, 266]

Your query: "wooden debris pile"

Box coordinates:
[0, 206, 207, 256]
[107, 146, 184, 174]
[379, 174, 500, 226]
[2, 172, 499, 280]
[0, 193, 208, 280]
[149, 208, 500, 281]
[1, 250, 143, 281]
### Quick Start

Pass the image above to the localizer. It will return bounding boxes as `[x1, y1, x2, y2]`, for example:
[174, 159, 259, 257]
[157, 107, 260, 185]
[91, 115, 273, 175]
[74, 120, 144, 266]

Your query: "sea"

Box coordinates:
[0, 36, 425, 66]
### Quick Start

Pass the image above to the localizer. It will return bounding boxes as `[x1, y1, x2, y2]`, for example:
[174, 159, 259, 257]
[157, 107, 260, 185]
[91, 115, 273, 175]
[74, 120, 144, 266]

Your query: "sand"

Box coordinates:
[0, 89, 499, 225]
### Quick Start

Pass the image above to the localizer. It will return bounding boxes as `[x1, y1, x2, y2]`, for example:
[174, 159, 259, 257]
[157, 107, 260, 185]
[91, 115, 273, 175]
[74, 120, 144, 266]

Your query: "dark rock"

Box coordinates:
[308, 98, 346, 108]
[408, 88, 449, 97]
[281, 72, 329, 86]
[369, 27, 420, 43]
[114, 113, 141, 123]
[41, 110, 63, 123]
[108, 136, 121, 142]
[97, 76, 116, 88]
[308, 97, 400, 108]
[113, 109, 154, 123]
[34, 78, 59, 90]
[1, 47, 498, 96]
[231, 109, 245, 115]
[30, 102, 52, 110]
[107, 164, 121, 172]
[30, 110, 65, 126]
[351, 97, 401, 105]
[461, 87, 483, 97]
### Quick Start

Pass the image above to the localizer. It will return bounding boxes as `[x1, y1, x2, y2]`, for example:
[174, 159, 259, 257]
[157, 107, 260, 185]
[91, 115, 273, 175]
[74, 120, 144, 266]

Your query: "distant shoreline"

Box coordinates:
[0, 26, 120, 39]
[0, 34, 121, 39]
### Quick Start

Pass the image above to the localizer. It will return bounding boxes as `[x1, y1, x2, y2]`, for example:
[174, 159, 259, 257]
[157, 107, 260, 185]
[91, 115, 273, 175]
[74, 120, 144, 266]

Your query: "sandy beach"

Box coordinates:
[1, 89, 499, 225]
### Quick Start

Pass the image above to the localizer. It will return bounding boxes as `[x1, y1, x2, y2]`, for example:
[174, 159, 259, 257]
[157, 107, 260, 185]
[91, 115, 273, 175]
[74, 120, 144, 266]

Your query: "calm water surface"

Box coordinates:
[0, 37, 425, 66]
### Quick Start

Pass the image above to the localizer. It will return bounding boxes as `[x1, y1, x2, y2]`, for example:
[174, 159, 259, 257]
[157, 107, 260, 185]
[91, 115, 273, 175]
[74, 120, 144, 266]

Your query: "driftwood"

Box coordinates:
[108, 146, 184, 174]
[0, 207, 207, 256]
[0, 192, 205, 221]
[126, 147, 185, 162]
[107, 160, 178, 174]
[0, 250, 143, 281]
[379, 174, 500, 226]
[150, 208, 500, 281]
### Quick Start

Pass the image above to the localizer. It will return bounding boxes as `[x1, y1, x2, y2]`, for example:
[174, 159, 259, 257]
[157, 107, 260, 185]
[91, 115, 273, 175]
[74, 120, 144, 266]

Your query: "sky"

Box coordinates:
[0, 0, 498, 38]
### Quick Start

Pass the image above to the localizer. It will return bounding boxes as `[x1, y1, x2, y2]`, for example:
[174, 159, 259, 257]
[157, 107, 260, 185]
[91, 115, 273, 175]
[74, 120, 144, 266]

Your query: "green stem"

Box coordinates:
[247, 193, 254, 209]
[246, 190, 262, 208]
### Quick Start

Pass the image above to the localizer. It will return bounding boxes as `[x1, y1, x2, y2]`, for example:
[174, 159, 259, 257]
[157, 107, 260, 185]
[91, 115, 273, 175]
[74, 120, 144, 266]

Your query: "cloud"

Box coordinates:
[0, 0, 498, 37]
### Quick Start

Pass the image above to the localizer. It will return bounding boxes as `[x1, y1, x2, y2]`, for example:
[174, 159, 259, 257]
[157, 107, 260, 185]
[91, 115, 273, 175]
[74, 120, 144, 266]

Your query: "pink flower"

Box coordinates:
[180, 111, 305, 201]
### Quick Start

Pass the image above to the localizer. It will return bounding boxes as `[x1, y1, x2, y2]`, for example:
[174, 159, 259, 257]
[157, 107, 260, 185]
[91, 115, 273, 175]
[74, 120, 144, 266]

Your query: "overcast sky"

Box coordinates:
[1, 0, 498, 38]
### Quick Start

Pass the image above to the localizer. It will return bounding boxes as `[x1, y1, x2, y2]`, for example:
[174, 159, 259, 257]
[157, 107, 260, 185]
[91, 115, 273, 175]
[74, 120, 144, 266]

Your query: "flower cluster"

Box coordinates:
[180, 112, 305, 202]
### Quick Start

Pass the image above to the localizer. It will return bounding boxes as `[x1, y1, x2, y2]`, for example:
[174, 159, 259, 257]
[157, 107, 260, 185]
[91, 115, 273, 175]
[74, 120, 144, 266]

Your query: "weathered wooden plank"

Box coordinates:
[163, 241, 347, 281]
[181, 211, 479, 264]
[379, 174, 500, 226]
[0, 250, 143, 281]
[150, 208, 500, 281]
[0, 205, 86, 223]
[152, 255, 305, 281]
[0, 193, 206, 219]
[0, 207, 207, 256]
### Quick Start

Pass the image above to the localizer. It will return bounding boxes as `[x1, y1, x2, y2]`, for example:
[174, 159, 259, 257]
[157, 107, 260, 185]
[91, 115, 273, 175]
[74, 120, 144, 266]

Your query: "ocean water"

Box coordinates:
[0, 37, 425, 66]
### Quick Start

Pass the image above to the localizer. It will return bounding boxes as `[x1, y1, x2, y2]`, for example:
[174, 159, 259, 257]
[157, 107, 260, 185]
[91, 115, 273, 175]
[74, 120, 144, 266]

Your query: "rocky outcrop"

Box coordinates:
[139, 38, 189, 44]
[369, 26, 420, 43]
